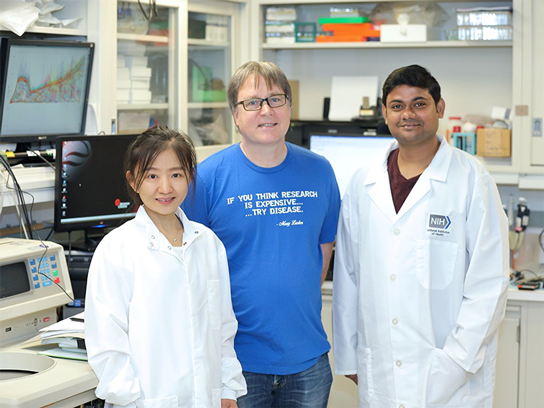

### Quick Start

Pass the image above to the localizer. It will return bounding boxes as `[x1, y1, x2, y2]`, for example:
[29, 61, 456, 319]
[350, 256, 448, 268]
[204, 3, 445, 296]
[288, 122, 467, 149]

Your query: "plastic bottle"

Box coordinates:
[447, 116, 463, 145]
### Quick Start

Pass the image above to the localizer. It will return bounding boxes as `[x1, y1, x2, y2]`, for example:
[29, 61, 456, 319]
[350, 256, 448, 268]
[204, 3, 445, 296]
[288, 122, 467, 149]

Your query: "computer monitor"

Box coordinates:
[310, 134, 395, 197]
[54, 134, 138, 250]
[0, 38, 94, 142]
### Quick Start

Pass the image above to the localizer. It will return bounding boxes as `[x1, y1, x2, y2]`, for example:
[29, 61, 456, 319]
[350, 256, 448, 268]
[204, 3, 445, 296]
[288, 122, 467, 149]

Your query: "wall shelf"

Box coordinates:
[262, 40, 513, 50]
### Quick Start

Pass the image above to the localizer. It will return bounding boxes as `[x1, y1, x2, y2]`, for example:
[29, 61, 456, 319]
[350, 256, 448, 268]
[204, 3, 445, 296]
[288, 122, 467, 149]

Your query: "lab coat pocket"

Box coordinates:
[356, 346, 374, 401]
[136, 395, 178, 408]
[427, 349, 470, 406]
[416, 240, 458, 290]
[208, 280, 222, 331]
[212, 388, 222, 408]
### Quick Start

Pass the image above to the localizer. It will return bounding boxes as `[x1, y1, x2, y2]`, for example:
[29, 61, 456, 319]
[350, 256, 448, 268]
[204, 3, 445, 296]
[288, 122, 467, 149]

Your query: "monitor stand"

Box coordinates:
[65, 229, 106, 253]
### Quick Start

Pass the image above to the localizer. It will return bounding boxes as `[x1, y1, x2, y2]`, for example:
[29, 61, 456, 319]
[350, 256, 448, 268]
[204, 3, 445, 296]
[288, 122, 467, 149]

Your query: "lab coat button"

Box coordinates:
[150, 243, 154, 247]
[396, 360, 402, 367]
[195, 231, 199, 234]
[390, 274, 397, 281]
[392, 318, 399, 325]
[183, 242, 187, 246]
[394, 228, 400, 235]
[151, 235, 155, 239]
[168, 246, 172, 250]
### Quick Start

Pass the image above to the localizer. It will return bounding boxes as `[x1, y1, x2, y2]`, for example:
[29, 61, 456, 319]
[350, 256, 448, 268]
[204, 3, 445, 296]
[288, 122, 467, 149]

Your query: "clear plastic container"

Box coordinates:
[456, 10, 512, 27]
[457, 26, 512, 41]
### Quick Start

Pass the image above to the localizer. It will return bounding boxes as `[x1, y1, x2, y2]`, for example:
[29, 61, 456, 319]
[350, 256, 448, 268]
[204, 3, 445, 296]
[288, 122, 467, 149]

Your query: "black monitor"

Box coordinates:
[54, 134, 138, 251]
[0, 38, 94, 143]
[310, 134, 395, 197]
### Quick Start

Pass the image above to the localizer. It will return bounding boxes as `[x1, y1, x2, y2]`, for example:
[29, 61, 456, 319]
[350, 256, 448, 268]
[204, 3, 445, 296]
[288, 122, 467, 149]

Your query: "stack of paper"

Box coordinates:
[38, 312, 87, 361]
[117, 42, 153, 104]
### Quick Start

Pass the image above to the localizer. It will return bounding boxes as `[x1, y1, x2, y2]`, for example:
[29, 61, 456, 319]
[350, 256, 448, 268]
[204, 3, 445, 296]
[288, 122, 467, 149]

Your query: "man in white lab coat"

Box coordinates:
[333, 64, 509, 408]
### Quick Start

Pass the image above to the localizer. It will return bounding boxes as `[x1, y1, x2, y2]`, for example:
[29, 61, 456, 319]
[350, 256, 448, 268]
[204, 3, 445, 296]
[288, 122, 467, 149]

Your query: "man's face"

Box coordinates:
[233, 75, 291, 149]
[382, 85, 445, 147]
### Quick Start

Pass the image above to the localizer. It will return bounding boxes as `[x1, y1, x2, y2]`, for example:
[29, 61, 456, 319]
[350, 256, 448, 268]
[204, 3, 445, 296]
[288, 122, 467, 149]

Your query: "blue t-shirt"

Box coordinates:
[182, 142, 341, 375]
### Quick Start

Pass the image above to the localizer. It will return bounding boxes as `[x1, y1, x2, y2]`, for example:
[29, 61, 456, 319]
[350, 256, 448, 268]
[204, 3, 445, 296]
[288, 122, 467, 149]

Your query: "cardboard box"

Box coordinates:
[476, 128, 511, 157]
[380, 24, 427, 42]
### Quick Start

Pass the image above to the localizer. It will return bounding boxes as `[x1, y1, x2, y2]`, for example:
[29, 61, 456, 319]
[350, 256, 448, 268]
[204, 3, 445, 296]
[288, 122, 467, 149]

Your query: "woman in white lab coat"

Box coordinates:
[85, 126, 246, 408]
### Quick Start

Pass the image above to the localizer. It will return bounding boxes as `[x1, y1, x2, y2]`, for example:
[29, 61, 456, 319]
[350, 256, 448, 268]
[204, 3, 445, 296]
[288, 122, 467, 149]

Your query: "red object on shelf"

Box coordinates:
[316, 35, 367, 42]
[321, 23, 381, 38]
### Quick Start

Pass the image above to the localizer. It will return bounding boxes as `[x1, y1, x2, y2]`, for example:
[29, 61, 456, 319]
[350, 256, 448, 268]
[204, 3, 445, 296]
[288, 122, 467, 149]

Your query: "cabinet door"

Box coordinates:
[116, 0, 182, 134]
[494, 305, 521, 408]
[321, 292, 359, 408]
[187, 1, 236, 148]
[525, 0, 544, 169]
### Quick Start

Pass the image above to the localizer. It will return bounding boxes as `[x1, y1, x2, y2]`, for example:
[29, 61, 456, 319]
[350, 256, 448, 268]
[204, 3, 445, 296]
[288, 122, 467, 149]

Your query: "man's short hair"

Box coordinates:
[227, 61, 292, 113]
[382, 65, 441, 106]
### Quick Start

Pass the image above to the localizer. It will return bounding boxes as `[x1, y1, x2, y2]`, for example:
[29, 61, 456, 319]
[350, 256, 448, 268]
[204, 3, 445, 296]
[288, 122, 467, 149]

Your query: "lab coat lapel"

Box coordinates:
[366, 149, 397, 223]
[395, 172, 431, 220]
[395, 137, 452, 221]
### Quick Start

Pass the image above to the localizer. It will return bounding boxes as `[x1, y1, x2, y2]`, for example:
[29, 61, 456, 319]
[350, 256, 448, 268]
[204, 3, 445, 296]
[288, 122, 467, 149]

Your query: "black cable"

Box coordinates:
[518, 269, 539, 278]
[36, 254, 74, 303]
[137, 0, 157, 21]
[29, 150, 56, 170]
[0, 154, 34, 238]
[539, 228, 544, 253]
[45, 227, 55, 241]
[0, 154, 72, 302]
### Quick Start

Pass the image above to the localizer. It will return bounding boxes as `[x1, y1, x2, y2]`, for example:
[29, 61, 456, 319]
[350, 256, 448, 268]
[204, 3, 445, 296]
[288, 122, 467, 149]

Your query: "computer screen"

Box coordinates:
[54, 135, 138, 241]
[0, 38, 94, 142]
[310, 134, 395, 197]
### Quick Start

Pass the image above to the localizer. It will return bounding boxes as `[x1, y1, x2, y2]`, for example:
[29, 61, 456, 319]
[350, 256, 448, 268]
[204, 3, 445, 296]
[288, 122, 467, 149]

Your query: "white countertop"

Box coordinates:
[322, 280, 544, 302]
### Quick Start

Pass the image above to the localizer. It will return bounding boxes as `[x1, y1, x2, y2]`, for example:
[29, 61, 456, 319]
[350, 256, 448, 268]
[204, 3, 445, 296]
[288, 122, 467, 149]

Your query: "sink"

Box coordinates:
[0, 352, 56, 381]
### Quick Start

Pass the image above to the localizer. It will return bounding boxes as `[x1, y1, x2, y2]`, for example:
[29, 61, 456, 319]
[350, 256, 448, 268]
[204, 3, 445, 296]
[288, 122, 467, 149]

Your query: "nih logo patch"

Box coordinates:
[427, 214, 451, 236]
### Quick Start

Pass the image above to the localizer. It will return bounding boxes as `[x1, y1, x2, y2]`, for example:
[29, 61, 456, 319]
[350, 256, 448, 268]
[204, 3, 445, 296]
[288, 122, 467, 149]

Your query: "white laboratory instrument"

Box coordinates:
[0, 238, 98, 408]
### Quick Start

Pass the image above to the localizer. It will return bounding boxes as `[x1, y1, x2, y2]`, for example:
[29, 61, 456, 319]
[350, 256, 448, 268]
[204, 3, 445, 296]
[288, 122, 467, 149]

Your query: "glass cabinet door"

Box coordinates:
[187, 7, 232, 146]
[116, 0, 180, 134]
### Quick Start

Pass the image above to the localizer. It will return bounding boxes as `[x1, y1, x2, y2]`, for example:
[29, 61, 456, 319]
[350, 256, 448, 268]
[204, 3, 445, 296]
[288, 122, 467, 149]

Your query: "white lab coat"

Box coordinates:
[333, 136, 509, 408]
[85, 206, 246, 408]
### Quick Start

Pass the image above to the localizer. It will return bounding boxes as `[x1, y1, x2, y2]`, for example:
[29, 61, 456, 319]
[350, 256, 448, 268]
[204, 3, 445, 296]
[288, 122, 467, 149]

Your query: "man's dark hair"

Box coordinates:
[382, 65, 441, 106]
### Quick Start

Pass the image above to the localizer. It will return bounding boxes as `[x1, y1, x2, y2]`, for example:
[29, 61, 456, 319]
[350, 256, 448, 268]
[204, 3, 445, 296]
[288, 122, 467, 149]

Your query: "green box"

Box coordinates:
[318, 16, 370, 24]
[192, 66, 226, 102]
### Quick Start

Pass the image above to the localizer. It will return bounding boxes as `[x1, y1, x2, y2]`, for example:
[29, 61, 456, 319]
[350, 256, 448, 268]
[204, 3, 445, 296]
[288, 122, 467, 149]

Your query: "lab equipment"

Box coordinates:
[0, 238, 98, 407]
[0, 38, 94, 143]
[0, 238, 72, 347]
[310, 134, 394, 197]
[509, 198, 530, 270]
[54, 134, 138, 251]
[515, 197, 530, 232]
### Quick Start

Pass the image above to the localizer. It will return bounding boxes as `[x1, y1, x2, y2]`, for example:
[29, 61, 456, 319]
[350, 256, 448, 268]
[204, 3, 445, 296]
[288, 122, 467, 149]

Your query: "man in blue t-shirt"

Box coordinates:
[182, 61, 340, 408]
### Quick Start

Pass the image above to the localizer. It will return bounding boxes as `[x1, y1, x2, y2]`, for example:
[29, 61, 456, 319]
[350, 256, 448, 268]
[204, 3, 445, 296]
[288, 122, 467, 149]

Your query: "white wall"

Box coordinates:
[265, 46, 512, 138]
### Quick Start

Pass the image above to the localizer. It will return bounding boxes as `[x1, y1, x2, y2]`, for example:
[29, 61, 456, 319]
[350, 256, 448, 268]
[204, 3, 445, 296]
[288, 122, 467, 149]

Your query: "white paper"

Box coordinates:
[329, 76, 379, 121]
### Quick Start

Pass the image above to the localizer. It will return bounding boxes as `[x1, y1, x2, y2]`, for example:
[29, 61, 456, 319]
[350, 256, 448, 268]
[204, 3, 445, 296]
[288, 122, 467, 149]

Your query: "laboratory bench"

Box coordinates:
[321, 282, 544, 408]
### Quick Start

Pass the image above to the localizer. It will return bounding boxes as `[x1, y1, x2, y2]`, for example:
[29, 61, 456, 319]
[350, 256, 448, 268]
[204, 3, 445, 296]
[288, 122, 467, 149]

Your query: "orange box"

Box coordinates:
[321, 23, 380, 37]
[316, 35, 366, 42]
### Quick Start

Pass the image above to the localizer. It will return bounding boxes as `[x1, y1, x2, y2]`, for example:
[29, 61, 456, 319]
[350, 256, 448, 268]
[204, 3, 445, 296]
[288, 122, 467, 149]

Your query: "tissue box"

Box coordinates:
[380, 24, 427, 42]
[476, 128, 511, 157]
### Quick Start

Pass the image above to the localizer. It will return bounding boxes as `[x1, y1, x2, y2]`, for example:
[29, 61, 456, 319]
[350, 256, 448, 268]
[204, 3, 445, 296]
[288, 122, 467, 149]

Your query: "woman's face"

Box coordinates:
[128, 148, 189, 220]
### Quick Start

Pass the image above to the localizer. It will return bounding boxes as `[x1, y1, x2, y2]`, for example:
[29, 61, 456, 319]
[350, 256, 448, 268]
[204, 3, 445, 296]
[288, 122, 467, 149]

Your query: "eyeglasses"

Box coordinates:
[235, 94, 289, 111]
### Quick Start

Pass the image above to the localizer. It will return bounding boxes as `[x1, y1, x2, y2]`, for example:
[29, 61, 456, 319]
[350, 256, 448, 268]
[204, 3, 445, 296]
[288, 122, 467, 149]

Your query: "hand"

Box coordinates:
[345, 374, 358, 385]
[221, 399, 238, 408]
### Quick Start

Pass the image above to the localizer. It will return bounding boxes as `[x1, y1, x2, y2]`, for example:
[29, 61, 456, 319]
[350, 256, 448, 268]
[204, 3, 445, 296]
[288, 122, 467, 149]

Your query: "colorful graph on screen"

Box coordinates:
[9, 57, 86, 104]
